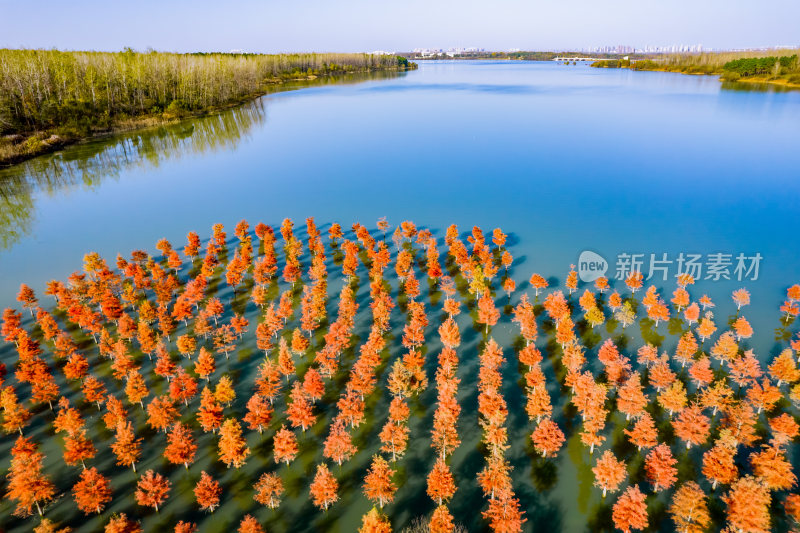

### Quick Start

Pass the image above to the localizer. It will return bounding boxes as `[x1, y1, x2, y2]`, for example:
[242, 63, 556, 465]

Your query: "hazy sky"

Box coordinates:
[1, 0, 797, 53]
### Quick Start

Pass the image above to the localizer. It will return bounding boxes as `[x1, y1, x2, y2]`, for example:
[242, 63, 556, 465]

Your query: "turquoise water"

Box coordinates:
[1, 61, 800, 532]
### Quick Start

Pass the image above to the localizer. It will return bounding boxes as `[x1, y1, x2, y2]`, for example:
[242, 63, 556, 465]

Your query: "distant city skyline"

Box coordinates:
[1, 0, 798, 53]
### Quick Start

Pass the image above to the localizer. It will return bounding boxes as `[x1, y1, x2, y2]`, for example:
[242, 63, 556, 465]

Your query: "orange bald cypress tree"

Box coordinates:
[243, 394, 273, 434]
[359, 508, 392, 533]
[135, 470, 170, 512]
[174, 521, 198, 533]
[624, 412, 658, 452]
[272, 425, 298, 465]
[238, 515, 264, 533]
[218, 418, 250, 468]
[363, 455, 397, 508]
[427, 458, 456, 505]
[477, 291, 500, 334]
[194, 471, 221, 512]
[309, 464, 339, 511]
[645, 444, 678, 492]
[323, 418, 356, 466]
[5, 436, 56, 516]
[430, 504, 455, 533]
[672, 405, 710, 449]
[531, 418, 565, 458]
[164, 422, 197, 469]
[73, 467, 112, 514]
[111, 421, 142, 472]
[592, 450, 627, 497]
[669, 481, 710, 533]
[612, 485, 648, 533]
[254, 472, 284, 509]
[105, 513, 142, 533]
[722, 476, 771, 533]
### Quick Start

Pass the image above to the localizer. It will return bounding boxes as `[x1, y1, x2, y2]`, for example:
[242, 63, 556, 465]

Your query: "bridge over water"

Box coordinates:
[552, 57, 606, 62]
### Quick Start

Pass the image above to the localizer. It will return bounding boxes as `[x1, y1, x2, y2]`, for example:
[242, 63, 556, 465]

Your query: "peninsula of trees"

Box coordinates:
[0, 49, 415, 166]
[591, 49, 800, 89]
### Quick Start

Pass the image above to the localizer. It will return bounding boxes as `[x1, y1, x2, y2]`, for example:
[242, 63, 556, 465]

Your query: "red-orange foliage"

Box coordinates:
[72, 467, 112, 514]
[592, 450, 627, 497]
[174, 521, 197, 533]
[477, 291, 500, 334]
[302, 367, 325, 401]
[169, 367, 198, 405]
[770, 412, 799, 446]
[770, 349, 800, 386]
[1, 386, 32, 435]
[243, 394, 273, 433]
[273, 425, 298, 465]
[194, 471, 221, 512]
[438, 317, 461, 349]
[750, 446, 796, 490]
[324, 418, 357, 466]
[194, 348, 215, 380]
[672, 405, 710, 449]
[430, 505, 455, 533]
[63, 429, 97, 468]
[531, 418, 565, 458]
[358, 507, 392, 533]
[105, 514, 142, 533]
[287, 382, 315, 431]
[164, 423, 197, 468]
[481, 488, 526, 533]
[5, 436, 56, 516]
[617, 373, 647, 420]
[427, 458, 456, 505]
[309, 463, 339, 510]
[146, 395, 178, 433]
[645, 444, 678, 492]
[238, 515, 264, 533]
[363, 455, 397, 508]
[135, 469, 171, 512]
[254, 472, 284, 509]
[197, 386, 223, 433]
[124, 371, 148, 407]
[612, 485, 649, 533]
[722, 476, 771, 533]
[624, 412, 658, 451]
[669, 481, 710, 533]
[110, 420, 141, 471]
[218, 418, 249, 468]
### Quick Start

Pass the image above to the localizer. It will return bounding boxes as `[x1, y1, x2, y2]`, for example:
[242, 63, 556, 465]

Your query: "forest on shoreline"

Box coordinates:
[590, 49, 800, 89]
[0, 49, 415, 166]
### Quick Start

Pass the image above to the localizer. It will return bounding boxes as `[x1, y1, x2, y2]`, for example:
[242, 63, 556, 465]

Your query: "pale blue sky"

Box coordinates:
[1, 0, 797, 53]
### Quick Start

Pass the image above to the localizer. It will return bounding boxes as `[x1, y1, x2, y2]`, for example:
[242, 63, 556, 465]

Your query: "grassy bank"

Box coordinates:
[0, 49, 416, 166]
[591, 49, 800, 89]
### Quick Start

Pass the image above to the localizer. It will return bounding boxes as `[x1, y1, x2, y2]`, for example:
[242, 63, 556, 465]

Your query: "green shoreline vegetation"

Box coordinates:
[0, 49, 416, 166]
[590, 49, 800, 89]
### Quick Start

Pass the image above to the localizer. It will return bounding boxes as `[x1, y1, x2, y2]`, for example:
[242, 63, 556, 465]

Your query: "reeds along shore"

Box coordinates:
[591, 48, 800, 88]
[0, 49, 414, 165]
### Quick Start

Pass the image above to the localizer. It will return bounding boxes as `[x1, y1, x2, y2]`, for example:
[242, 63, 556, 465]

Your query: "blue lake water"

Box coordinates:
[1, 60, 800, 532]
[2, 60, 799, 353]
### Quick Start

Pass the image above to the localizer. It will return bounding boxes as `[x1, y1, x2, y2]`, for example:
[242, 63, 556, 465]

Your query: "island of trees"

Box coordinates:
[1, 217, 800, 532]
[591, 49, 800, 89]
[0, 49, 415, 166]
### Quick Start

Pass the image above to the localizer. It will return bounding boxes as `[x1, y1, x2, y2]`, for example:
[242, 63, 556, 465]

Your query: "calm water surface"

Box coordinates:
[1, 61, 799, 532]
